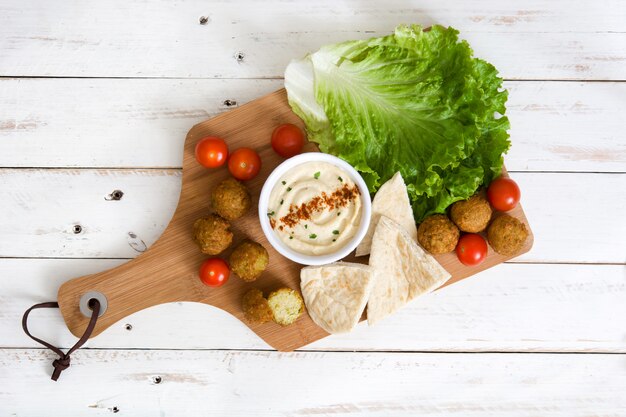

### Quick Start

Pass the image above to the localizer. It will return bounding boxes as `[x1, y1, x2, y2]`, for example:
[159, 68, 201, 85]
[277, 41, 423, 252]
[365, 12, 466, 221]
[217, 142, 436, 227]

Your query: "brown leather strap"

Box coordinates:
[22, 300, 100, 381]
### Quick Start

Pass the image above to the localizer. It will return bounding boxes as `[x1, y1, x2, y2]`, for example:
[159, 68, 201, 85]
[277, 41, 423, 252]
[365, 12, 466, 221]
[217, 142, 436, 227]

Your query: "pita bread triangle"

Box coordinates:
[356, 171, 417, 256]
[300, 262, 373, 334]
[367, 216, 451, 326]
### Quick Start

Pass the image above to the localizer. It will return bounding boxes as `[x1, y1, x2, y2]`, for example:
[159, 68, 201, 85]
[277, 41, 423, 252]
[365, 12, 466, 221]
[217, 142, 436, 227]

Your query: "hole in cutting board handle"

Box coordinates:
[79, 291, 108, 318]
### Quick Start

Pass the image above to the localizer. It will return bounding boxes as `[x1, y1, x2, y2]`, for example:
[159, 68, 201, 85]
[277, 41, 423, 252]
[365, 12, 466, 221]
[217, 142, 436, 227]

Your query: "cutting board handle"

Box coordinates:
[54, 90, 330, 351]
[56, 119, 208, 340]
[57, 235, 202, 339]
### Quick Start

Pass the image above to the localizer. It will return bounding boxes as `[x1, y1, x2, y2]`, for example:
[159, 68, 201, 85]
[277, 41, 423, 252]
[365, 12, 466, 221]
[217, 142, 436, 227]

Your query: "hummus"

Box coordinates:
[267, 161, 362, 255]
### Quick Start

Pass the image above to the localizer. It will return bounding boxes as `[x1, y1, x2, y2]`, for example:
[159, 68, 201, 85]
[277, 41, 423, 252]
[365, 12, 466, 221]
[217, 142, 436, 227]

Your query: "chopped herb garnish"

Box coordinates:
[337, 212, 341, 216]
[287, 187, 292, 192]
[338, 176, 343, 182]
[332, 230, 340, 235]
[267, 211, 275, 216]
[289, 236, 293, 240]
[309, 234, 317, 239]
[282, 180, 286, 185]
[280, 199, 284, 205]
[314, 171, 321, 179]
[304, 224, 308, 229]
[332, 239, 336, 242]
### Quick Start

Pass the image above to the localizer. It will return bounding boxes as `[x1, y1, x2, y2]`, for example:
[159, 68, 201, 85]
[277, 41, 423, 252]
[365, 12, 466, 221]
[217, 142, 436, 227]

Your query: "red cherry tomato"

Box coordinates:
[271, 123, 305, 158]
[195, 137, 228, 169]
[199, 258, 230, 287]
[228, 148, 261, 181]
[487, 177, 521, 211]
[456, 234, 488, 266]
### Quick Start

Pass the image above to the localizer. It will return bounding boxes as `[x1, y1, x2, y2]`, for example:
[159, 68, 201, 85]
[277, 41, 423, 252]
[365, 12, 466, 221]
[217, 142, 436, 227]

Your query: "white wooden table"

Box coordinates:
[1, 1, 625, 415]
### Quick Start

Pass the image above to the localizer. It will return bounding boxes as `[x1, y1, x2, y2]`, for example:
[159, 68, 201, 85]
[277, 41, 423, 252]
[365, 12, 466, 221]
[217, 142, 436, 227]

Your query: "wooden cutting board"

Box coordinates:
[57, 89, 533, 351]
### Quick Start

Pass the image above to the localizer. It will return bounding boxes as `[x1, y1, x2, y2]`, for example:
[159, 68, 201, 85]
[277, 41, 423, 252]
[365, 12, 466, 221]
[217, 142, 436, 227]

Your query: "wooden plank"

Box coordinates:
[1, 1, 625, 79]
[0, 168, 182, 258]
[1, 349, 625, 416]
[1, 79, 624, 171]
[513, 172, 626, 264]
[0, 78, 281, 168]
[505, 82, 626, 172]
[2, 259, 624, 352]
[0, 169, 623, 263]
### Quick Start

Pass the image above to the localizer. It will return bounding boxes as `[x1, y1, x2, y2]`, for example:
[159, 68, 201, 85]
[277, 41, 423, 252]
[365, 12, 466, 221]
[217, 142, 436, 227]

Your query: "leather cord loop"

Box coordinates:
[22, 299, 100, 381]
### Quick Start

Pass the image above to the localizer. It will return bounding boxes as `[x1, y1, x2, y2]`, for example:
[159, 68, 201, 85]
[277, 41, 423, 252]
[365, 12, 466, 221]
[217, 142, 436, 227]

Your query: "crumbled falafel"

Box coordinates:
[450, 194, 493, 233]
[211, 178, 251, 221]
[192, 214, 233, 255]
[229, 240, 269, 282]
[417, 214, 460, 254]
[242, 289, 274, 324]
[267, 288, 304, 326]
[487, 214, 529, 256]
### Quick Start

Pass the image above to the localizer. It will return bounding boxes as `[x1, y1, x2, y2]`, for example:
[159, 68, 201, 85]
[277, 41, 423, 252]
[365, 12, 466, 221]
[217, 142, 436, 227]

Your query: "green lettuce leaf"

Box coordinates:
[285, 24, 510, 222]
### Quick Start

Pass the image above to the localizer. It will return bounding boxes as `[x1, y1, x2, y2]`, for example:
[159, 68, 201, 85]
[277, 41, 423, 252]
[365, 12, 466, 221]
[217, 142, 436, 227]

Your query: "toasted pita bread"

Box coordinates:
[300, 262, 373, 334]
[356, 172, 417, 256]
[367, 216, 450, 325]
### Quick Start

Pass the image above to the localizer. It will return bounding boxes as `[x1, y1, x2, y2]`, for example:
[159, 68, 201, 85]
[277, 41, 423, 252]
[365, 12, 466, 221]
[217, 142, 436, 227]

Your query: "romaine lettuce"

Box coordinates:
[285, 24, 510, 222]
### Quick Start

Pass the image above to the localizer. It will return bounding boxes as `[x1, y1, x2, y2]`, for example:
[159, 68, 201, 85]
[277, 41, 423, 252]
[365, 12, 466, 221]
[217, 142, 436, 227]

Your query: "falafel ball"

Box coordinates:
[242, 289, 274, 324]
[211, 178, 251, 221]
[450, 194, 493, 233]
[267, 288, 304, 326]
[229, 239, 269, 282]
[487, 214, 529, 256]
[192, 214, 233, 255]
[417, 214, 460, 254]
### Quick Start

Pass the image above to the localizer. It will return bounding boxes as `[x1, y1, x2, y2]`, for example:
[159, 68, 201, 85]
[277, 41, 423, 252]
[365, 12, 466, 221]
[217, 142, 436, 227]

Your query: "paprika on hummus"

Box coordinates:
[267, 161, 363, 255]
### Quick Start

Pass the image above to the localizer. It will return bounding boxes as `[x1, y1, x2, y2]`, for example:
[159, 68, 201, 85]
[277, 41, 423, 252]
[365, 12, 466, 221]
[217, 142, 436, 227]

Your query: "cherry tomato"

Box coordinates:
[456, 234, 488, 266]
[271, 123, 305, 158]
[195, 137, 228, 169]
[228, 148, 261, 181]
[487, 177, 521, 211]
[199, 258, 230, 287]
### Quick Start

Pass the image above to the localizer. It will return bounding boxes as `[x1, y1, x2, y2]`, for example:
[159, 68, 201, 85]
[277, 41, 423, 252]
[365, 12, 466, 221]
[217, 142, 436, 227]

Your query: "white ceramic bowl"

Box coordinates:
[258, 152, 372, 265]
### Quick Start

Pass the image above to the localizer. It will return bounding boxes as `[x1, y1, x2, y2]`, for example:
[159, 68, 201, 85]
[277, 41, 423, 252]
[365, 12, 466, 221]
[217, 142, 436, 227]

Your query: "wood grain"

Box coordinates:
[0, 168, 182, 258]
[2, 1, 626, 79]
[2, 0, 625, 414]
[2, 169, 624, 262]
[2, 79, 624, 171]
[2, 349, 626, 416]
[3, 259, 625, 352]
[55, 89, 532, 351]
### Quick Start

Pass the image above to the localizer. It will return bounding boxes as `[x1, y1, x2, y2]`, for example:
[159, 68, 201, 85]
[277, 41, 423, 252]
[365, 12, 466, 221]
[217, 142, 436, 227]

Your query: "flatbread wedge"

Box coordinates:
[300, 262, 373, 334]
[356, 172, 417, 256]
[367, 216, 450, 325]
